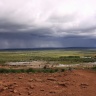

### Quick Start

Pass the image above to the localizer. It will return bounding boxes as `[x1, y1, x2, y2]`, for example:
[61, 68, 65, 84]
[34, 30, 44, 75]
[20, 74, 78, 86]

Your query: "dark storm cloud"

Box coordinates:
[0, 32, 62, 48]
[0, 32, 96, 49]
[0, 0, 96, 48]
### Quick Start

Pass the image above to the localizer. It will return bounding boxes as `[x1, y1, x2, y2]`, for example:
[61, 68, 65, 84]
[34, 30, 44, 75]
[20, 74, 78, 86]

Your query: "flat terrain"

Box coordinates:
[0, 49, 96, 65]
[0, 49, 96, 64]
[0, 69, 96, 96]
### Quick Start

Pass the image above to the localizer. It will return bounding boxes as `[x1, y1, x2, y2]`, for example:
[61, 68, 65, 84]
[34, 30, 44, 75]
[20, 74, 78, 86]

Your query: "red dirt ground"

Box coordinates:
[0, 69, 96, 96]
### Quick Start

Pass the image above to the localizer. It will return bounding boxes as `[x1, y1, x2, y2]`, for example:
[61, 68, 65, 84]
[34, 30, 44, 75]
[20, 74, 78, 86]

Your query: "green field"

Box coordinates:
[0, 49, 96, 64]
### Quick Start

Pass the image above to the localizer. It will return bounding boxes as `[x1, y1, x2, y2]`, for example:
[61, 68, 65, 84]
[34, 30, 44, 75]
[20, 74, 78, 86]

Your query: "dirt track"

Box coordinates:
[0, 70, 96, 96]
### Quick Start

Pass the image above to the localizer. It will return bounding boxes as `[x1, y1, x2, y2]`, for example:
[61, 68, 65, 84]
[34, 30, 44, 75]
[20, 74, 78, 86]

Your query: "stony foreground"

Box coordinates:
[0, 70, 96, 96]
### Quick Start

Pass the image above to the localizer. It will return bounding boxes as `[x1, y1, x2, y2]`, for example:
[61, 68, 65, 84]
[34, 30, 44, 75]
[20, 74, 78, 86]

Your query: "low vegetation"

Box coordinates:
[0, 68, 66, 73]
[0, 49, 96, 64]
[92, 66, 96, 70]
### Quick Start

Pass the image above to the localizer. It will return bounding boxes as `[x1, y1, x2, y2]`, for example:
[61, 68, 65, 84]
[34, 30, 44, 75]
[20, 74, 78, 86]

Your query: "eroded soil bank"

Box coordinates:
[0, 69, 96, 96]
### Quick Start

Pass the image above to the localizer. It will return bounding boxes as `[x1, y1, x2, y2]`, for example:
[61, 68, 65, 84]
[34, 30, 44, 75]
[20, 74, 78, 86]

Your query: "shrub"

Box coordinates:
[0, 68, 65, 73]
[61, 68, 65, 72]
[26, 68, 35, 73]
[0, 68, 9, 73]
[92, 66, 96, 70]
[54, 68, 59, 72]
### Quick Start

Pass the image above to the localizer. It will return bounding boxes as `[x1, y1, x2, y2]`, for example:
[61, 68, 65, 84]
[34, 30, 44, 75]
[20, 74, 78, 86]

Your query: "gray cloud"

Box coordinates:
[0, 32, 63, 48]
[0, 32, 96, 49]
[0, 0, 96, 48]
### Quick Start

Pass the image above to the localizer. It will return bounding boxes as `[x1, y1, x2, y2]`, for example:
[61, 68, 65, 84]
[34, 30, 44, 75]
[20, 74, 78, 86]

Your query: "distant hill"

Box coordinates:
[0, 47, 96, 51]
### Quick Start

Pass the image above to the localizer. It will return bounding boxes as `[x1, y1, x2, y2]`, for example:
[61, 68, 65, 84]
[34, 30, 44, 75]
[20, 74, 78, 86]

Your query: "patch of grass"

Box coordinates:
[26, 68, 36, 73]
[0, 49, 96, 64]
[61, 68, 65, 72]
[0, 68, 66, 73]
[92, 66, 96, 70]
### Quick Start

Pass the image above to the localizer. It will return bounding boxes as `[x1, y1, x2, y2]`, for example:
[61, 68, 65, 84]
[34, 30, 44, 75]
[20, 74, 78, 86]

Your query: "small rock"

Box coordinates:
[5, 74, 8, 76]
[58, 82, 68, 87]
[29, 85, 34, 89]
[18, 77, 22, 79]
[40, 89, 44, 91]
[80, 83, 89, 88]
[49, 91, 56, 93]
[3, 87, 8, 90]
[35, 79, 43, 82]
[28, 91, 32, 95]
[13, 82, 17, 84]
[15, 85, 18, 87]
[19, 93, 22, 95]
[47, 78, 57, 81]
[13, 89, 18, 93]
[73, 80, 75, 82]
[28, 79, 34, 82]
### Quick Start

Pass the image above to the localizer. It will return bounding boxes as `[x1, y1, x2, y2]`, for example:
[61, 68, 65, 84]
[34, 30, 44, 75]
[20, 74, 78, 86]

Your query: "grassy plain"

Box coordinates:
[0, 49, 96, 64]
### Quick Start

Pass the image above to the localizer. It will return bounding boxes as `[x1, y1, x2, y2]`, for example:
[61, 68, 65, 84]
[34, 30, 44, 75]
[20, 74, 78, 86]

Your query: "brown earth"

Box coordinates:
[0, 69, 96, 96]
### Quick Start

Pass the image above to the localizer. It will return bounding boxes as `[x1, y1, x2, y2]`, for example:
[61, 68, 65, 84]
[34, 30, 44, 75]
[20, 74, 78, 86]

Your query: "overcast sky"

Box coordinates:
[0, 0, 96, 49]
